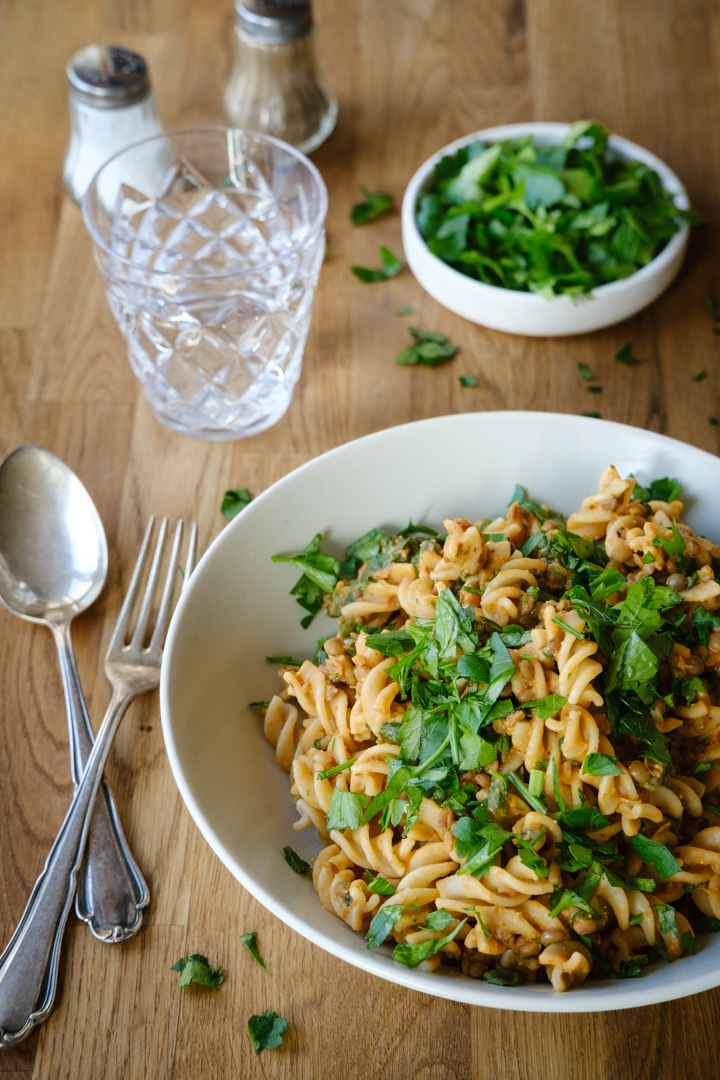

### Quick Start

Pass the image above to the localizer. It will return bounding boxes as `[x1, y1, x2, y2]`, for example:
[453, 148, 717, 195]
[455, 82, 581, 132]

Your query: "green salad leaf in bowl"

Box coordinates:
[416, 121, 697, 300]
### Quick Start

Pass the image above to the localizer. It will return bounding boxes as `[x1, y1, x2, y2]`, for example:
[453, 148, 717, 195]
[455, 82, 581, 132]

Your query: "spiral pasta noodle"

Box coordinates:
[260, 469, 720, 991]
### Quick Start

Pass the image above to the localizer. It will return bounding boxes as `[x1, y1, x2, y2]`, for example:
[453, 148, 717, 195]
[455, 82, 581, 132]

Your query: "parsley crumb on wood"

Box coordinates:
[171, 954, 224, 989]
[221, 488, 252, 521]
[239, 931, 271, 972]
[247, 1010, 287, 1054]
[458, 374, 477, 387]
[351, 245, 402, 282]
[395, 326, 460, 367]
[615, 343, 638, 365]
[350, 187, 393, 225]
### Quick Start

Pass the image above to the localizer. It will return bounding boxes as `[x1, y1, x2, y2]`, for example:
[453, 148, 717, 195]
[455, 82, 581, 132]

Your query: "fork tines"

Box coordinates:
[107, 518, 198, 657]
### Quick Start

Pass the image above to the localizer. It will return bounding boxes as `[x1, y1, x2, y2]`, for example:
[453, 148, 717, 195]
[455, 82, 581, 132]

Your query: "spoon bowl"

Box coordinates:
[0, 444, 148, 941]
[0, 445, 108, 625]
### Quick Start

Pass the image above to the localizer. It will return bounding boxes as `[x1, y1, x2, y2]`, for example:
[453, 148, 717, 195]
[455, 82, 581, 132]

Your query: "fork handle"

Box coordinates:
[0, 688, 133, 1047]
[52, 622, 149, 941]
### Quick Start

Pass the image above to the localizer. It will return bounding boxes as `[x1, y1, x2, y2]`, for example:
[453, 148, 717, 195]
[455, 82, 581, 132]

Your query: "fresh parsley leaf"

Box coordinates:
[172, 954, 224, 989]
[482, 966, 522, 986]
[392, 919, 466, 968]
[272, 533, 341, 627]
[247, 1010, 287, 1055]
[693, 370, 708, 382]
[581, 753, 623, 777]
[458, 374, 478, 387]
[239, 931, 271, 972]
[655, 903, 678, 939]
[680, 930, 696, 954]
[363, 871, 397, 896]
[266, 655, 303, 666]
[615, 343, 639, 365]
[395, 325, 460, 367]
[522, 694, 567, 719]
[351, 245, 403, 282]
[351, 187, 393, 225]
[577, 362, 596, 381]
[283, 846, 312, 875]
[627, 834, 681, 879]
[422, 908, 454, 932]
[221, 487, 252, 521]
[395, 305, 414, 316]
[326, 788, 369, 831]
[366, 903, 414, 948]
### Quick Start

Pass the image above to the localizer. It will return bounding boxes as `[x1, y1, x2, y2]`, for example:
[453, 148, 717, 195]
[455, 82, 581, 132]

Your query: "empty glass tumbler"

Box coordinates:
[82, 127, 328, 440]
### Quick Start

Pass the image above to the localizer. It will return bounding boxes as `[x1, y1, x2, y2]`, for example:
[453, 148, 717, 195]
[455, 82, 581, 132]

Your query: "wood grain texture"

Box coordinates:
[1, 0, 720, 1076]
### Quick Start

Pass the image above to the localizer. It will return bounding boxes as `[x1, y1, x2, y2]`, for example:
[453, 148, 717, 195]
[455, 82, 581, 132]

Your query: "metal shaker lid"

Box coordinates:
[235, 0, 313, 43]
[67, 45, 150, 108]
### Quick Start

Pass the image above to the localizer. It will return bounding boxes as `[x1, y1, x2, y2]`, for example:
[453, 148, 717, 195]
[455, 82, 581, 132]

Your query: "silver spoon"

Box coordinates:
[0, 444, 148, 941]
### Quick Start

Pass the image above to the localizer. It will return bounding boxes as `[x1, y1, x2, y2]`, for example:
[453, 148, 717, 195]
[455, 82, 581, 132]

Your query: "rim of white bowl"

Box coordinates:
[161, 411, 720, 1013]
[401, 122, 691, 305]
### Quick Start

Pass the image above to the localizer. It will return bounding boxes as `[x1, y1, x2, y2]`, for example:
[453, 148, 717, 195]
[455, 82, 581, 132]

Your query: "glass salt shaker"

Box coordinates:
[62, 45, 163, 206]
[223, 0, 337, 154]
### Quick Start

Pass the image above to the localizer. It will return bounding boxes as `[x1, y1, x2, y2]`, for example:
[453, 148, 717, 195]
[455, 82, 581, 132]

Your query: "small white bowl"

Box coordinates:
[401, 123, 690, 337]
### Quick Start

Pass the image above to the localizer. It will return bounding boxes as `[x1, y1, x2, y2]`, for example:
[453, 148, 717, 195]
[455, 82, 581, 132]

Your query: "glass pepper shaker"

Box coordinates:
[223, 0, 337, 154]
[62, 45, 163, 206]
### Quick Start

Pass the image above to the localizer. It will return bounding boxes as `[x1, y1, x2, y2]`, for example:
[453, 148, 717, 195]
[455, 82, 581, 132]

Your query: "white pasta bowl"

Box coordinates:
[401, 123, 691, 336]
[160, 412, 720, 1012]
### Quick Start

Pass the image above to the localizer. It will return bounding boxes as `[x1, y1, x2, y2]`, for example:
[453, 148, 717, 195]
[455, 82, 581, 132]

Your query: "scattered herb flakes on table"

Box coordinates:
[416, 121, 696, 298]
[247, 1010, 288, 1055]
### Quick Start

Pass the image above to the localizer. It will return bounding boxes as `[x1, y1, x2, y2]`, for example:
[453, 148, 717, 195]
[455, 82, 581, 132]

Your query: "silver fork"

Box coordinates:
[0, 517, 197, 1048]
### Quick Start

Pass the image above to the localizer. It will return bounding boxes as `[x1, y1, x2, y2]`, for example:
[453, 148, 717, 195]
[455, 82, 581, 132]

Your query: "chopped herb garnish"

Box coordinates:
[351, 245, 403, 282]
[171, 954, 224, 989]
[272, 533, 341, 627]
[458, 374, 478, 387]
[266, 655, 303, 666]
[221, 487, 252, 521]
[350, 187, 393, 225]
[482, 967, 522, 986]
[582, 753, 623, 777]
[363, 871, 397, 896]
[395, 326, 460, 367]
[627, 834, 681, 879]
[582, 411, 602, 418]
[693, 370, 708, 382]
[587, 384, 603, 394]
[577, 362, 596, 381]
[416, 122, 696, 298]
[616, 343, 639, 365]
[239, 931, 271, 972]
[317, 757, 357, 780]
[394, 305, 415, 316]
[282, 846, 312, 875]
[392, 919, 466, 968]
[247, 1010, 287, 1055]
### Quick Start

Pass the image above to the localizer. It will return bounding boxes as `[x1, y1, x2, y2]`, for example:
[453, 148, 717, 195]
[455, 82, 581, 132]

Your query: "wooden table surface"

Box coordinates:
[2, 0, 720, 1076]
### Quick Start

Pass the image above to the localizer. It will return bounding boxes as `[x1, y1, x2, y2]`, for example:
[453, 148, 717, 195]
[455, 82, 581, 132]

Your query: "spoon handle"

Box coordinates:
[53, 622, 149, 941]
[0, 688, 132, 1046]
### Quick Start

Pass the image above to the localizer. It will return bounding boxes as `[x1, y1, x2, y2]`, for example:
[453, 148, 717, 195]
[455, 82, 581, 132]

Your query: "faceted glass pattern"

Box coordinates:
[84, 130, 327, 439]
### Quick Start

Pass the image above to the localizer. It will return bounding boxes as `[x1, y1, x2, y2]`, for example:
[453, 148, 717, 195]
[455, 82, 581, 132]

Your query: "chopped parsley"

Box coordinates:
[350, 187, 393, 225]
[239, 931, 271, 972]
[221, 487, 252, 521]
[615, 343, 639, 366]
[247, 1010, 287, 1054]
[171, 954, 224, 989]
[395, 326, 460, 367]
[351, 245, 402, 282]
[282, 846, 312, 875]
[416, 122, 696, 298]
